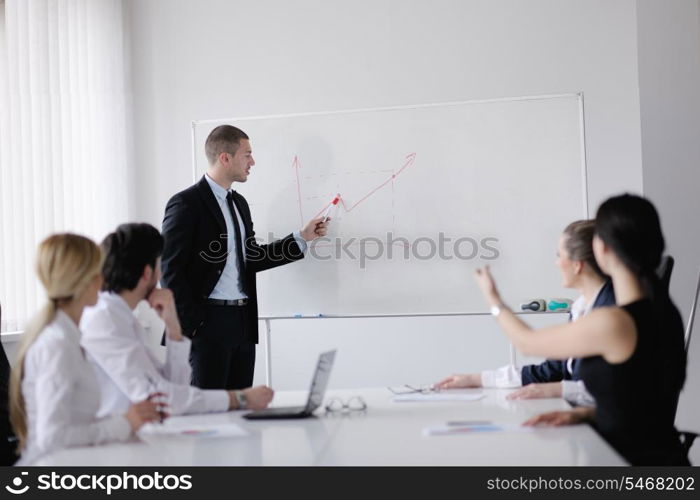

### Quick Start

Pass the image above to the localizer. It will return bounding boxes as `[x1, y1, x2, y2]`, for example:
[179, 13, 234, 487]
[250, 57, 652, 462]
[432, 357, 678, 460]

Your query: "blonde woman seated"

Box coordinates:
[435, 220, 614, 405]
[10, 234, 162, 465]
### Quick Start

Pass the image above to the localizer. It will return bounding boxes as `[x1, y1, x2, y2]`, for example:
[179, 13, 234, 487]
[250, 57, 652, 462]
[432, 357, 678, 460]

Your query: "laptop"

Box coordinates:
[243, 349, 337, 420]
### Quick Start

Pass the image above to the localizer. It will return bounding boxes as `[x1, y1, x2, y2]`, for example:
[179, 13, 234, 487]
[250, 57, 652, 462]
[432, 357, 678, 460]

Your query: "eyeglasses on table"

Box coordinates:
[324, 395, 368, 413]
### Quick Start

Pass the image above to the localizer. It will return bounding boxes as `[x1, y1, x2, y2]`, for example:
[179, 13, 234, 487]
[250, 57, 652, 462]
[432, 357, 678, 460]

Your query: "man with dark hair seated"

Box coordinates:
[81, 223, 273, 417]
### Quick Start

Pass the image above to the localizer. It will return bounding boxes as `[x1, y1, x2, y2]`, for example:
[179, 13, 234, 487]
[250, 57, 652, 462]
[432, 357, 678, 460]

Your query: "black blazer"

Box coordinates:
[161, 176, 304, 343]
[521, 280, 616, 385]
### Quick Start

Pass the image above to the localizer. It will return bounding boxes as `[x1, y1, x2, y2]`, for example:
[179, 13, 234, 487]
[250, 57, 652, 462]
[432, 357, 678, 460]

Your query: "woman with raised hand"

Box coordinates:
[10, 234, 164, 464]
[473, 194, 688, 465]
[435, 220, 614, 406]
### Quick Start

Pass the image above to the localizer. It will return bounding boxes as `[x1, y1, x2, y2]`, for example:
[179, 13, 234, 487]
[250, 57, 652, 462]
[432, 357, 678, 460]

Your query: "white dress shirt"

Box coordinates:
[481, 286, 603, 407]
[19, 310, 132, 465]
[80, 292, 229, 417]
[204, 173, 307, 300]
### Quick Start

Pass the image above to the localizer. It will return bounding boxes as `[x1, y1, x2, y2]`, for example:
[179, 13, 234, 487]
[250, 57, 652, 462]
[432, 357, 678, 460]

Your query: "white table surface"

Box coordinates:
[34, 388, 627, 466]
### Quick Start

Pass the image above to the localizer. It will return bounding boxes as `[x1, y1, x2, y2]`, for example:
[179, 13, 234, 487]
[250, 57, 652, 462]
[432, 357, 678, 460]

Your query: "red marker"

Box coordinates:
[322, 194, 341, 222]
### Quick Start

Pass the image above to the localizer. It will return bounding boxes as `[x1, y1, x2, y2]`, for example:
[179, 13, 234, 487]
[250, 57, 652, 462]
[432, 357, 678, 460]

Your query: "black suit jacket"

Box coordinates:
[161, 176, 304, 343]
[520, 280, 616, 384]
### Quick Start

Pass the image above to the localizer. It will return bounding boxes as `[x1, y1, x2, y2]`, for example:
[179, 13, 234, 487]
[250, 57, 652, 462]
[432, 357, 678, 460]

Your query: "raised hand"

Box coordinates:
[474, 265, 502, 307]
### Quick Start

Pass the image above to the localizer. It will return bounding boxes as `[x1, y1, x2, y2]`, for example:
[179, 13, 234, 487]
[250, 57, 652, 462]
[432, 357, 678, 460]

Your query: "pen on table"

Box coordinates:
[322, 194, 341, 223]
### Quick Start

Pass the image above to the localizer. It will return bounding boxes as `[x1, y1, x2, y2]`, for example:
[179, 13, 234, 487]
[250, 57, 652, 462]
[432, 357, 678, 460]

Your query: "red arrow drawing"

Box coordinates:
[301, 152, 417, 220]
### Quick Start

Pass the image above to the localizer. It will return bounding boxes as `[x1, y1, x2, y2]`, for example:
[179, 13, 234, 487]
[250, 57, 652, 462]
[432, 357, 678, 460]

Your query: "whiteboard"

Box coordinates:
[192, 94, 588, 316]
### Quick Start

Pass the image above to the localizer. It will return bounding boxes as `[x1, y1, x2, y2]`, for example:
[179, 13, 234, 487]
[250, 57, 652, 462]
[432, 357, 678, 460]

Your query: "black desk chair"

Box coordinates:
[678, 265, 700, 456]
[0, 302, 18, 464]
[657, 256, 698, 457]
[657, 255, 674, 294]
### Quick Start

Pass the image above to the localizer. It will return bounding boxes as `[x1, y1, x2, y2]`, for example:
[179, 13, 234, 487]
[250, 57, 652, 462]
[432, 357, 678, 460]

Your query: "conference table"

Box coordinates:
[35, 388, 627, 466]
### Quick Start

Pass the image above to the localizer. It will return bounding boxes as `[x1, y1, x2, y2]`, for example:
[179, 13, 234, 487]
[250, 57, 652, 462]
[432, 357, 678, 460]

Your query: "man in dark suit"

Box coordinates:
[161, 125, 328, 390]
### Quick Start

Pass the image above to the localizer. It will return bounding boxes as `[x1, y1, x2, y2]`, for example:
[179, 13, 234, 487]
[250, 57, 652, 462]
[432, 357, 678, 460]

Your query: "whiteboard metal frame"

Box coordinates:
[686, 265, 700, 351]
[577, 92, 590, 218]
[191, 93, 590, 386]
[193, 92, 585, 126]
[259, 310, 568, 386]
[191, 93, 590, 217]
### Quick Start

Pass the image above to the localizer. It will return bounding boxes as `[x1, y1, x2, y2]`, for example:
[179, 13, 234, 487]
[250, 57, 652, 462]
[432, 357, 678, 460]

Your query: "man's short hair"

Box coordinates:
[204, 125, 249, 165]
[101, 223, 164, 293]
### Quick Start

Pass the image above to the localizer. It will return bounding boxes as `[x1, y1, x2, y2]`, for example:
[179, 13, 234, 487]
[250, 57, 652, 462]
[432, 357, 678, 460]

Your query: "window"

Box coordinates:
[0, 0, 132, 332]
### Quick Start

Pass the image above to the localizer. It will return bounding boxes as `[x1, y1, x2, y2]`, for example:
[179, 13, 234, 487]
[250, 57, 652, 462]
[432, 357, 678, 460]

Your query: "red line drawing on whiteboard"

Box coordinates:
[292, 155, 304, 226]
[297, 152, 417, 220]
[275, 153, 419, 251]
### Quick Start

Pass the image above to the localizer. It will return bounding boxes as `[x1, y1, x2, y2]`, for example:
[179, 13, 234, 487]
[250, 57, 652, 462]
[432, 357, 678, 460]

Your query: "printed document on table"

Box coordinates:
[392, 393, 486, 403]
[140, 420, 248, 438]
[423, 423, 534, 436]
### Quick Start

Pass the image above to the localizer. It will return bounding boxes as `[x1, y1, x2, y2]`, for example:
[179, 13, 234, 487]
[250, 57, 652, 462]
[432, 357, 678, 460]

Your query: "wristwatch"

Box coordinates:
[234, 390, 248, 410]
[490, 305, 502, 317]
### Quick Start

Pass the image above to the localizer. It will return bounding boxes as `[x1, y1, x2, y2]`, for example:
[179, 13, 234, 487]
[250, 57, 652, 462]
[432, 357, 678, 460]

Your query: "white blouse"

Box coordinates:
[18, 310, 132, 465]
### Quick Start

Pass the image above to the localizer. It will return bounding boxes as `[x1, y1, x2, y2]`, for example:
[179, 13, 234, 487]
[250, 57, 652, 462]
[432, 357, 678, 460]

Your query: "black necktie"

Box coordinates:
[225, 191, 249, 295]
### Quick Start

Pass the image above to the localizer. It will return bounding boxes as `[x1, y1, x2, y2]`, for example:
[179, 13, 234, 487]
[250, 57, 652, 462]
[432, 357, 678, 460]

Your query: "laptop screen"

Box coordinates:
[304, 350, 337, 412]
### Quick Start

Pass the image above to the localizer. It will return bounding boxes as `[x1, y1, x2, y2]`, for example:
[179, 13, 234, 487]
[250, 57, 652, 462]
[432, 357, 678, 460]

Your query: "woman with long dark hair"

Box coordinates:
[474, 194, 688, 465]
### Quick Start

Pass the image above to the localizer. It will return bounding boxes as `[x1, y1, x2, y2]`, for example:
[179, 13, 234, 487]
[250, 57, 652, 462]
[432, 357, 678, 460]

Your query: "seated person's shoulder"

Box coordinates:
[25, 326, 75, 367]
[585, 307, 637, 362]
[81, 299, 131, 341]
[587, 306, 633, 326]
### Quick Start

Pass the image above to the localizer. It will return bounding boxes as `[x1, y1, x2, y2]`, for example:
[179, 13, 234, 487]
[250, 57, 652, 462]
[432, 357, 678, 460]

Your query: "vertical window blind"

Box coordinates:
[0, 0, 132, 332]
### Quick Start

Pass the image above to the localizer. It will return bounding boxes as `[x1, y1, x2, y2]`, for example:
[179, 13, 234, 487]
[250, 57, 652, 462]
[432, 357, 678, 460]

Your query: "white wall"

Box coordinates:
[636, 0, 700, 462]
[124, 0, 645, 390]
